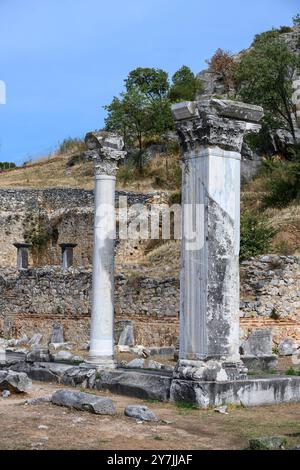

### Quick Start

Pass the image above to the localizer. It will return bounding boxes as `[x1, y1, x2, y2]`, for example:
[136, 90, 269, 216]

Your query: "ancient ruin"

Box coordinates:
[83, 131, 126, 369]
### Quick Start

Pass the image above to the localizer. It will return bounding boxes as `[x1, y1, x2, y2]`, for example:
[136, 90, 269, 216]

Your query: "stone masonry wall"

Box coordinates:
[0, 188, 167, 268]
[0, 255, 299, 347]
[0, 267, 179, 347]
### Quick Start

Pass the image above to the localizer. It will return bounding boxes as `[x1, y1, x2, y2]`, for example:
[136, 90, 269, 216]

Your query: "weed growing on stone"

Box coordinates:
[175, 401, 199, 411]
[285, 367, 300, 376]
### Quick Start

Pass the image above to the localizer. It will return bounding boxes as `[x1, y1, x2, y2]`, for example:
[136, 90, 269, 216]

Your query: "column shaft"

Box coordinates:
[89, 175, 116, 366]
[180, 147, 240, 363]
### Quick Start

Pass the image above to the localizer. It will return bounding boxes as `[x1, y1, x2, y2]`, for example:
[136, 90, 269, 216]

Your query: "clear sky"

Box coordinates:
[0, 0, 299, 164]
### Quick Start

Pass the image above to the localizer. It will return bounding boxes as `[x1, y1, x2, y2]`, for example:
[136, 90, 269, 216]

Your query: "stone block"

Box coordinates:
[0, 370, 32, 393]
[170, 376, 300, 408]
[124, 405, 159, 422]
[50, 324, 64, 344]
[241, 355, 278, 371]
[278, 339, 298, 356]
[95, 369, 172, 401]
[240, 329, 273, 356]
[51, 389, 116, 415]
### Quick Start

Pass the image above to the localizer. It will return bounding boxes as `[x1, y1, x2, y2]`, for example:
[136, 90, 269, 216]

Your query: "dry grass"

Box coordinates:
[0, 153, 94, 189]
[1, 150, 300, 257]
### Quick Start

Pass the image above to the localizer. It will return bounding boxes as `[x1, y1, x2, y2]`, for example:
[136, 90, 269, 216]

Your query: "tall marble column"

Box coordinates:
[172, 99, 263, 382]
[84, 132, 126, 369]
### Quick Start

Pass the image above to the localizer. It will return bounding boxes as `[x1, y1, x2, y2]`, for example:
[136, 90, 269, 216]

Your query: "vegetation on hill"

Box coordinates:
[234, 34, 300, 144]
[1, 18, 300, 262]
[0, 161, 16, 170]
[104, 66, 201, 171]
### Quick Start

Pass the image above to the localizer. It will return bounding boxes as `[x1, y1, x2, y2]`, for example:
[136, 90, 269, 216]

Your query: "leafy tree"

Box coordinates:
[235, 37, 300, 142]
[105, 89, 152, 155]
[0, 161, 16, 170]
[105, 67, 175, 171]
[169, 65, 203, 102]
[207, 49, 237, 93]
[125, 67, 169, 102]
[293, 14, 300, 26]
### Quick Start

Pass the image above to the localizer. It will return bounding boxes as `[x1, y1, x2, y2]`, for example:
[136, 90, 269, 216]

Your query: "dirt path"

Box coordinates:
[0, 382, 300, 450]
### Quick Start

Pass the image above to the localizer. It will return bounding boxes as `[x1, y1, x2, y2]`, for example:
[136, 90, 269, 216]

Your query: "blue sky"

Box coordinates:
[0, 0, 299, 165]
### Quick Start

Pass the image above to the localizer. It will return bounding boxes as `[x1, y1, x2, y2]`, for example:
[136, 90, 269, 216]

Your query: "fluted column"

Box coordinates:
[172, 99, 263, 381]
[84, 132, 126, 369]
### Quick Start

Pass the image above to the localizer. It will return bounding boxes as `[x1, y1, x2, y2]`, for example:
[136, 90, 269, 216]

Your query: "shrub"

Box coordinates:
[57, 138, 85, 155]
[270, 308, 281, 320]
[240, 212, 276, 261]
[261, 155, 300, 208]
[117, 164, 137, 185]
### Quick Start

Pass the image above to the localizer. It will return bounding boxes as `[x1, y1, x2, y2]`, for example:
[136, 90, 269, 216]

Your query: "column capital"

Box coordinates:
[171, 98, 264, 154]
[85, 131, 127, 177]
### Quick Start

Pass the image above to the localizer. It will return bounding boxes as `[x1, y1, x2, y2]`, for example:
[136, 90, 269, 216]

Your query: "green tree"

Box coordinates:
[105, 89, 152, 154]
[293, 14, 300, 26]
[105, 67, 174, 171]
[169, 65, 202, 102]
[235, 37, 300, 141]
[125, 67, 169, 102]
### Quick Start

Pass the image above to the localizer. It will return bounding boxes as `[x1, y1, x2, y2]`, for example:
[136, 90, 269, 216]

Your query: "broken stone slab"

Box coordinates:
[126, 358, 146, 369]
[15, 335, 29, 347]
[25, 396, 52, 405]
[131, 346, 150, 358]
[50, 324, 64, 344]
[95, 369, 171, 401]
[148, 347, 175, 357]
[249, 436, 288, 450]
[241, 355, 278, 371]
[240, 329, 273, 356]
[51, 389, 116, 415]
[0, 370, 32, 393]
[60, 366, 96, 388]
[48, 342, 73, 351]
[28, 333, 43, 347]
[148, 360, 174, 372]
[51, 350, 74, 363]
[115, 320, 135, 347]
[5, 349, 26, 363]
[20, 362, 73, 383]
[278, 339, 298, 357]
[124, 405, 159, 422]
[26, 348, 50, 363]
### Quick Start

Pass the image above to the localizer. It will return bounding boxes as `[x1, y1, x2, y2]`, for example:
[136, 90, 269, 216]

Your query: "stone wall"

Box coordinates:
[240, 255, 300, 345]
[0, 255, 299, 348]
[0, 188, 167, 268]
[0, 267, 179, 347]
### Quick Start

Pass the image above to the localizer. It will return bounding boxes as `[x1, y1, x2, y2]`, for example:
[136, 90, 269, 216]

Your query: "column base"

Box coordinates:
[174, 359, 248, 382]
[80, 356, 117, 371]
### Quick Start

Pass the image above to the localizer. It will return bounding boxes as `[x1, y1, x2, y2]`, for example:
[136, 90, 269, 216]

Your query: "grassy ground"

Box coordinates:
[0, 381, 299, 450]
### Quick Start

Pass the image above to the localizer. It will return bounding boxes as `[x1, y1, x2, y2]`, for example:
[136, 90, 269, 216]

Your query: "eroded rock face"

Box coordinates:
[0, 370, 32, 393]
[51, 389, 116, 415]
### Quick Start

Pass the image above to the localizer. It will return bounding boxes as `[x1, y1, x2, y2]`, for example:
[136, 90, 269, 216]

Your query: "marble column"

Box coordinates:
[59, 243, 77, 269]
[172, 99, 264, 381]
[84, 132, 126, 369]
[13, 243, 32, 269]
